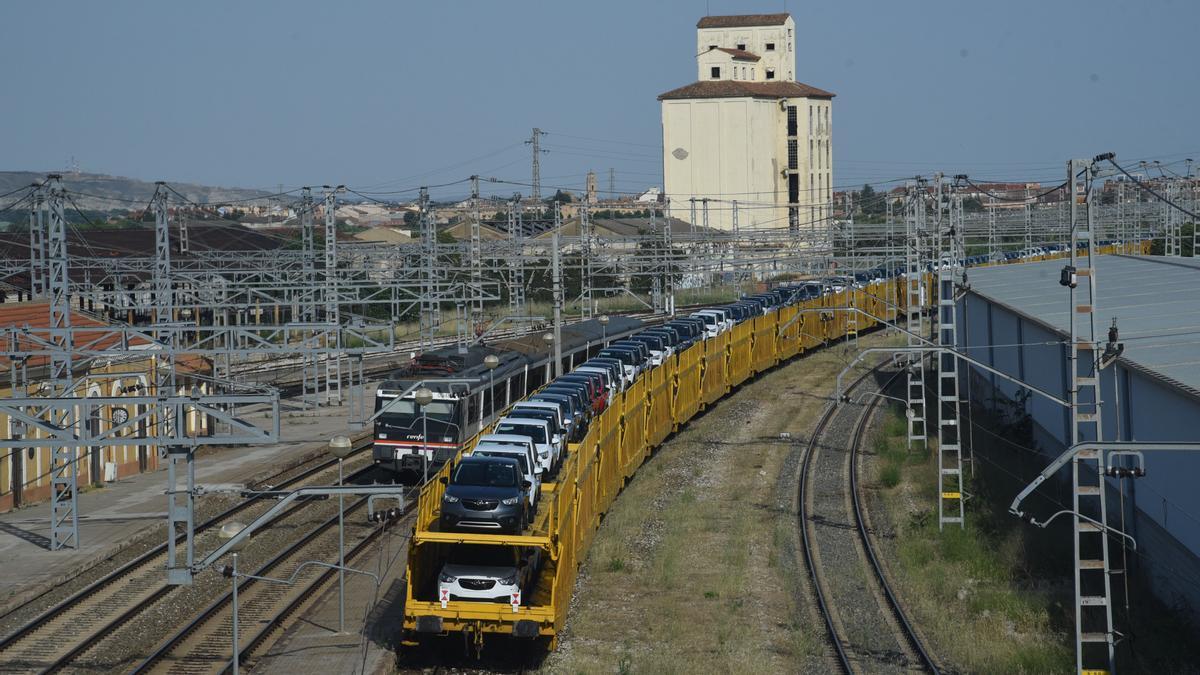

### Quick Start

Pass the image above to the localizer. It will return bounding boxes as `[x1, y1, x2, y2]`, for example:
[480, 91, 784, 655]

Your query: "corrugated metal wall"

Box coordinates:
[962, 291, 1200, 623]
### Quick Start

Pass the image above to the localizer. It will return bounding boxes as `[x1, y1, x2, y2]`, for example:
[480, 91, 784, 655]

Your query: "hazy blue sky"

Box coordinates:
[4, 0, 1197, 199]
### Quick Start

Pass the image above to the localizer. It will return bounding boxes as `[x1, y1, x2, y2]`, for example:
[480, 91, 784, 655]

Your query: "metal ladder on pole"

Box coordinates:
[936, 179, 964, 529]
[1069, 158, 1116, 674]
[904, 180, 927, 449]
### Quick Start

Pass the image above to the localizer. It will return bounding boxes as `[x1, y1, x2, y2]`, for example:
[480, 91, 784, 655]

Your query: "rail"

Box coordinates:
[0, 435, 374, 671]
[798, 362, 939, 673]
[849, 369, 940, 672]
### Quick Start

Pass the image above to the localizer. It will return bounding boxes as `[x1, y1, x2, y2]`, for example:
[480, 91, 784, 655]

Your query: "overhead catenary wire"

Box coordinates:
[1107, 158, 1199, 220]
[962, 177, 1071, 203]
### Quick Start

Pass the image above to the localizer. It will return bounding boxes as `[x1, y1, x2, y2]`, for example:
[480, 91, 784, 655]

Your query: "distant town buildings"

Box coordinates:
[660, 13, 834, 232]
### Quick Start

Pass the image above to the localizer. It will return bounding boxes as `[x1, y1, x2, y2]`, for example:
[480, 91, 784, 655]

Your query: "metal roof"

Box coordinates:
[967, 254, 1200, 395]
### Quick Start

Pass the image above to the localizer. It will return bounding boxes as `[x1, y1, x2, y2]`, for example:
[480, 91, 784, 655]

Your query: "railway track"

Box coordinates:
[229, 303, 717, 391]
[0, 438, 376, 674]
[799, 364, 939, 674]
[133, 486, 418, 674]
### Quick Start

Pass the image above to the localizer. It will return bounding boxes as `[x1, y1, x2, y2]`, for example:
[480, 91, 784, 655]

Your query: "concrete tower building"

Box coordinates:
[660, 13, 834, 232]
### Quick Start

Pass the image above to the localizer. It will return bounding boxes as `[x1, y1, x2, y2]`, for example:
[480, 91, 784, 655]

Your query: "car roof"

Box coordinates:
[514, 401, 562, 414]
[510, 406, 554, 414]
[458, 455, 519, 466]
[480, 433, 535, 443]
[473, 446, 531, 463]
[495, 418, 549, 428]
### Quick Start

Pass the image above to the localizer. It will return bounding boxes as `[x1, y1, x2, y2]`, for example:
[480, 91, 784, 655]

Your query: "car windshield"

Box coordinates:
[514, 406, 555, 421]
[560, 377, 593, 390]
[545, 389, 581, 406]
[451, 461, 518, 488]
[475, 450, 529, 475]
[532, 396, 574, 417]
[373, 397, 458, 425]
[519, 413, 558, 432]
[598, 350, 631, 365]
[497, 422, 548, 443]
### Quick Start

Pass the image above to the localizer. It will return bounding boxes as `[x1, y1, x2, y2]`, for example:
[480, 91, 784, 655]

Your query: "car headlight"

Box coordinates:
[499, 572, 518, 585]
[501, 496, 520, 505]
[439, 571, 457, 583]
[442, 493, 460, 503]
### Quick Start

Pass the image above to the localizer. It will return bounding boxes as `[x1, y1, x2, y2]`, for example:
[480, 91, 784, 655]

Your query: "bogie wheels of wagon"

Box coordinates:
[463, 622, 485, 660]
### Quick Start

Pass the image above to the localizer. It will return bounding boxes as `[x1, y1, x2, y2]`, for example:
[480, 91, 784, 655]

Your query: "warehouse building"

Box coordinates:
[660, 13, 835, 232]
[963, 254, 1200, 621]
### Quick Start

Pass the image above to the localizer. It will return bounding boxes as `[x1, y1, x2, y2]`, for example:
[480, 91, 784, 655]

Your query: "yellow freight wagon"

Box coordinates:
[401, 277, 911, 656]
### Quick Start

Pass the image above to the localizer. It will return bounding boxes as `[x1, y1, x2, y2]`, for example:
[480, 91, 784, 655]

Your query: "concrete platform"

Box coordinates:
[0, 387, 378, 613]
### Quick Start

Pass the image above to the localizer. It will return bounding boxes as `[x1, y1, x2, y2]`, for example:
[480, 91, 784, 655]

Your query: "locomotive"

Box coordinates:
[371, 317, 642, 478]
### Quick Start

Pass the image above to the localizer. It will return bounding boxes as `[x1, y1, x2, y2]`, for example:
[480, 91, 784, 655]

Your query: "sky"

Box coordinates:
[3, 0, 1198, 201]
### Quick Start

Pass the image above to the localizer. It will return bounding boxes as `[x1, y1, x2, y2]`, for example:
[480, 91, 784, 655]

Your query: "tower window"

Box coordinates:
[766, 42, 775, 51]
[711, 66, 720, 79]
[766, 68, 775, 80]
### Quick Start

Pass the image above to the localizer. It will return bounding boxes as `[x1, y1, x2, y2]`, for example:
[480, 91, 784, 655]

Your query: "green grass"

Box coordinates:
[879, 463, 901, 488]
[872, 407, 1073, 674]
[872, 413, 911, 489]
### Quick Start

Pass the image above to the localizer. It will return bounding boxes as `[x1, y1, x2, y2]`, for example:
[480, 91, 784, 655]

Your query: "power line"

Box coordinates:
[1107, 159, 1199, 220]
[962, 177, 1071, 203]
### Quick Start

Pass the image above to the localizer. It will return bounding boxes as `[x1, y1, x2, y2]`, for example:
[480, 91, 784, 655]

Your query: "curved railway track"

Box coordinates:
[133, 487, 416, 674]
[799, 364, 938, 674]
[0, 439, 376, 674]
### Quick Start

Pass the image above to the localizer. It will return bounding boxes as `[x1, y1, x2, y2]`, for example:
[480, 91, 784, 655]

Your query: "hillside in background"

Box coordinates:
[0, 171, 271, 211]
